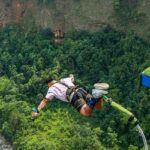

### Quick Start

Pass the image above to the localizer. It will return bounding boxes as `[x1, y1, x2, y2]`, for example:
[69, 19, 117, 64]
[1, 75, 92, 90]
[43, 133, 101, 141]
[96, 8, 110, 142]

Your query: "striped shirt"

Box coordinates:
[45, 76, 75, 102]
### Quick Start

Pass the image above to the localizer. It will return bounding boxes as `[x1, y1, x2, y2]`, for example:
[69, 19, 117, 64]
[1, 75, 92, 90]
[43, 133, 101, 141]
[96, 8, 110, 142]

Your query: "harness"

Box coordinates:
[55, 81, 88, 111]
[57, 81, 83, 101]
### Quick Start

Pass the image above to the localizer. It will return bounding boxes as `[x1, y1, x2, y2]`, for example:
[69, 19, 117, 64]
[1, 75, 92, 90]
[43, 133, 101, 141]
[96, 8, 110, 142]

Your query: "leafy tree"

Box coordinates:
[0, 24, 149, 149]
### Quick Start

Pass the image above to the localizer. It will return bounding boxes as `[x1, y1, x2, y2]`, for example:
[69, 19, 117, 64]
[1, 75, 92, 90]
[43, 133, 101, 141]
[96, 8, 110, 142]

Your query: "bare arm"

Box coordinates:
[32, 88, 54, 119]
[31, 98, 49, 119]
[37, 98, 49, 112]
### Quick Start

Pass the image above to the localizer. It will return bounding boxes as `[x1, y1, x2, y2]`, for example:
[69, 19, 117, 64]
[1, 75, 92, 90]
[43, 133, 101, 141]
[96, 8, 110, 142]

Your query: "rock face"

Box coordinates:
[0, 0, 114, 30]
[0, 135, 12, 150]
[0, 0, 150, 39]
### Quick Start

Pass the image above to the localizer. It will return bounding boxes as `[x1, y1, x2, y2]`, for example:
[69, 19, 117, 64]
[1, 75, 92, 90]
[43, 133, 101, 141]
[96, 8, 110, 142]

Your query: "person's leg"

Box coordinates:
[79, 99, 104, 117]
[79, 97, 102, 117]
[79, 103, 93, 117]
[70, 88, 105, 117]
[69, 94, 93, 117]
[80, 98, 103, 117]
[94, 98, 103, 110]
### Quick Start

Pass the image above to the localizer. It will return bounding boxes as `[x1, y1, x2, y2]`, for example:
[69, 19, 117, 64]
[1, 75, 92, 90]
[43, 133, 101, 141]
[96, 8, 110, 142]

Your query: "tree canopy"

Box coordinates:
[0, 24, 149, 149]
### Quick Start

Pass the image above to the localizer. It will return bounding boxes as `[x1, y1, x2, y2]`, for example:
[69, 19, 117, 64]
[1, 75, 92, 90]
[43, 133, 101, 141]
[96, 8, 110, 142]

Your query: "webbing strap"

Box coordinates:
[57, 81, 75, 89]
[53, 81, 76, 101]
[54, 81, 86, 103]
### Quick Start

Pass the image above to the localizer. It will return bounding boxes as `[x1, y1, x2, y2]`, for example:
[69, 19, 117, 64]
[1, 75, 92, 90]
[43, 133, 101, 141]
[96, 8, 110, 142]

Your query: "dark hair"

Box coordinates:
[45, 76, 53, 84]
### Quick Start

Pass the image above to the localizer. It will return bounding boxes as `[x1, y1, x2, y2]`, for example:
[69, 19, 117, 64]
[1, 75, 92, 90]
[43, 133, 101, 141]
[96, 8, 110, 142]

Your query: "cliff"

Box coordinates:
[0, 135, 12, 150]
[0, 0, 150, 39]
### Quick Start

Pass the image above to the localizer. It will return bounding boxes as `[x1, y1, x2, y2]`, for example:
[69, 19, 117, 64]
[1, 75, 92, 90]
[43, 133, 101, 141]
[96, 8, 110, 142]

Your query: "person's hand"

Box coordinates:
[31, 107, 39, 119]
[31, 112, 39, 119]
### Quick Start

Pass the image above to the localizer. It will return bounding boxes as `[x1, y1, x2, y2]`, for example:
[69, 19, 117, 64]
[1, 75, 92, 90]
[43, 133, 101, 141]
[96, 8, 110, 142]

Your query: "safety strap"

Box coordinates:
[57, 81, 74, 89]
[56, 81, 83, 102]
[52, 81, 75, 101]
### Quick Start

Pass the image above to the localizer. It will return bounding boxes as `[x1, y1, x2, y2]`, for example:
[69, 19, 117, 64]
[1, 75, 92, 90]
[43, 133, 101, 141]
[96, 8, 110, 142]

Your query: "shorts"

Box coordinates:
[67, 88, 88, 111]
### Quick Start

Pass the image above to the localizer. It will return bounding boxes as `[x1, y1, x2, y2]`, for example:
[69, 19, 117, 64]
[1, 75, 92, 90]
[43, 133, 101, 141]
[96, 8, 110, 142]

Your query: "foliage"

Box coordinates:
[0, 77, 19, 101]
[38, 0, 54, 5]
[0, 24, 149, 149]
[114, 0, 146, 24]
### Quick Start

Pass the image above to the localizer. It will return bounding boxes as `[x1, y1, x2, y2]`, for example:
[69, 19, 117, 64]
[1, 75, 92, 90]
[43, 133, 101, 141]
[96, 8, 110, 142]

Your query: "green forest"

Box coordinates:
[0, 24, 150, 150]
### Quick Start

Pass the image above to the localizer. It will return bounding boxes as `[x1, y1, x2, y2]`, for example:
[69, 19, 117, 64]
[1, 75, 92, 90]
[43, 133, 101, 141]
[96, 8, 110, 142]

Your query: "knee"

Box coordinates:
[79, 104, 92, 117]
[80, 111, 91, 117]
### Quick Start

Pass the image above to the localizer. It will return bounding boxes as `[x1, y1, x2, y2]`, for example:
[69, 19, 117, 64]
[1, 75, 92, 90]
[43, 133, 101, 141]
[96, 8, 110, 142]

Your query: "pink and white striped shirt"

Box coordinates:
[45, 76, 75, 102]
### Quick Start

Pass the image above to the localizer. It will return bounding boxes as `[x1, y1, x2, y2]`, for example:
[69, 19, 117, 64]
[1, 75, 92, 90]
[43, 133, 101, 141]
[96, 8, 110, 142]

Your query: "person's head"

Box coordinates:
[45, 76, 55, 87]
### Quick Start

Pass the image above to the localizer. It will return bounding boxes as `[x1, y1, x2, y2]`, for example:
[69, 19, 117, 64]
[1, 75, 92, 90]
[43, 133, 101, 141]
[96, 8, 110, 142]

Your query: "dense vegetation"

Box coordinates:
[0, 24, 150, 150]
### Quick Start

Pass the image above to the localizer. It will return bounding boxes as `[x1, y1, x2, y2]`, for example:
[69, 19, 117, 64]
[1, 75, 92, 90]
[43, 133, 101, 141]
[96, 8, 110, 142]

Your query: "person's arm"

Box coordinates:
[31, 98, 49, 119]
[32, 92, 54, 119]
[37, 98, 49, 112]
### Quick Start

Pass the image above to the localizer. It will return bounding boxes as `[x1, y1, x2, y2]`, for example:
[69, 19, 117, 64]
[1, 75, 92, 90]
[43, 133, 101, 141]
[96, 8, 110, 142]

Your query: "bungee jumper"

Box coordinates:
[32, 74, 109, 118]
[32, 69, 149, 150]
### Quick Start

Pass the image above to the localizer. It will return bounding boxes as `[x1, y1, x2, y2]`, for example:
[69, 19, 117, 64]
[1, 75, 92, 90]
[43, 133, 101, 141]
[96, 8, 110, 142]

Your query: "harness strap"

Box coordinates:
[54, 81, 89, 111]
[56, 81, 85, 102]
[53, 81, 75, 101]
[57, 81, 73, 88]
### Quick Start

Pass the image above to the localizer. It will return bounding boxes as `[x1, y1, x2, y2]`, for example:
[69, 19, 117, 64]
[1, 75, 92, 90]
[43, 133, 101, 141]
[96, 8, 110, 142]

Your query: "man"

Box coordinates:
[32, 74, 108, 118]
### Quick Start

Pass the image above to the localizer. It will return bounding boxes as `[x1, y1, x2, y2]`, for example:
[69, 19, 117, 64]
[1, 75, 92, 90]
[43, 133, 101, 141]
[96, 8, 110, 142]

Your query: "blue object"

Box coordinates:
[141, 73, 150, 88]
[87, 98, 99, 108]
[32, 107, 37, 112]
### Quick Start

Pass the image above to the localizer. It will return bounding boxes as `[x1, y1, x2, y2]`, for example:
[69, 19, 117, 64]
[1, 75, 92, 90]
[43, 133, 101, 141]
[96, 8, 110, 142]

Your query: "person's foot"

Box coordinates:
[92, 89, 108, 99]
[94, 83, 109, 90]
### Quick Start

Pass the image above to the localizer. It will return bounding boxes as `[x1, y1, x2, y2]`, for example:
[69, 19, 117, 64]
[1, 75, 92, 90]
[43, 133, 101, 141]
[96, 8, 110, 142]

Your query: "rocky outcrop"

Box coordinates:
[0, 0, 150, 39]
[0, 135, 12, 150]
